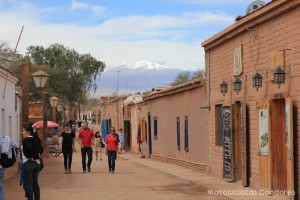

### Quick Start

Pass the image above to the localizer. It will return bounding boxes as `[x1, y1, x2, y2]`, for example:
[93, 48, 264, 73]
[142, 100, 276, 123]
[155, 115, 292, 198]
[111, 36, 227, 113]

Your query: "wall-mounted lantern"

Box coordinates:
[273, 66, 285, 88]
[233, 78, 242, 94]
[220, 81, 228, 96]
[252, 72, 262, 91]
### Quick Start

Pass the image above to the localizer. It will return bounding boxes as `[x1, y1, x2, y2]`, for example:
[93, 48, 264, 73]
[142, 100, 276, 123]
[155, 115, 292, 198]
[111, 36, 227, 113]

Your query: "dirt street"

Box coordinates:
[4, 149, 229, 200]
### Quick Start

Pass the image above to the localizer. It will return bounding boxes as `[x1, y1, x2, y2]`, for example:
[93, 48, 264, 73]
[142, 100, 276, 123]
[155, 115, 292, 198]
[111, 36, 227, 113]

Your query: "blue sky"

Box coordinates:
[0, 0, 271, 70]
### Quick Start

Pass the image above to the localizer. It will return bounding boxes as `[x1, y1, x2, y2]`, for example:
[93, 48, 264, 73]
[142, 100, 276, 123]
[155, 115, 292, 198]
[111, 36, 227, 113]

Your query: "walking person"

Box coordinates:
[61, 123, 75, 174]
[118, 128, 124, 154]
[93, 132, 103, 161]
[105, 127, 119, 174]
[21, 125, 43, 200]
[78, 122, 94, 173]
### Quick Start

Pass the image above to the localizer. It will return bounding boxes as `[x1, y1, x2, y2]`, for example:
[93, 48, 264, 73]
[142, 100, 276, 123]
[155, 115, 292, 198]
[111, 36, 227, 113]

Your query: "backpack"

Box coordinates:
[0, 148, 17, 168]
[33, 132, 43, 155]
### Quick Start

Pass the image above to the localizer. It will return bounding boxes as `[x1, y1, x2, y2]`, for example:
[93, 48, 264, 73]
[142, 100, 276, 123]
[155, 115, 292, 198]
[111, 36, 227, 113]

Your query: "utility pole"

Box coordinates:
[126, 80, 128, 95]
[146, 66, 148, 91]
[117, 70, 120, 96]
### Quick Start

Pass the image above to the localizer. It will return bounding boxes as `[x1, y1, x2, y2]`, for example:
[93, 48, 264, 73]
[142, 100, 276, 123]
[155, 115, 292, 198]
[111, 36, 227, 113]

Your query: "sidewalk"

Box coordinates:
[119, 152, 289, 200]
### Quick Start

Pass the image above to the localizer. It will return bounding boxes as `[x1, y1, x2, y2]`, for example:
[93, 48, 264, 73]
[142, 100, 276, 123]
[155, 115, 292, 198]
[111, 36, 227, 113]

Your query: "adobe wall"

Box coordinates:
[206, 5, 300, 190]
[145, 85, 208, 166]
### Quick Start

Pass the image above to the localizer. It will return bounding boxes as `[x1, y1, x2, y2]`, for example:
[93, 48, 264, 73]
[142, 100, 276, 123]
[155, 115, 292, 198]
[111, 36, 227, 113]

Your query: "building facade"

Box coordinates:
[141, 79, 209, 172]
[0, 66, 21, 143]
[102, 95, 128, 139]
[202, 0, 300, 197]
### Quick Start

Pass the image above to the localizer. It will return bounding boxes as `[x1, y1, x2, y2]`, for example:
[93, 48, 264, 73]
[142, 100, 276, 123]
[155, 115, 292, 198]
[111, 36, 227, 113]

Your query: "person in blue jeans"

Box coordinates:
[22, 125, 43, 200]
[78, 122, 94, 173]
[0, 165, 4, 200]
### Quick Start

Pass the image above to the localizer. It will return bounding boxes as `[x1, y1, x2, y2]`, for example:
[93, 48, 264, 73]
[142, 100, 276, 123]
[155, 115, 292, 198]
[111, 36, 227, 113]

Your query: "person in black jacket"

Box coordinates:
[22, 125, 43, 200]
[61, 123, 75, 174]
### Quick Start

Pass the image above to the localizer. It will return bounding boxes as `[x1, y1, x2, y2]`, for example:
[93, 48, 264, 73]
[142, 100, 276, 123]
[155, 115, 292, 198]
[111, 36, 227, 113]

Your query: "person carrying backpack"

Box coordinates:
[21, 125, 43, 200]
[0, 136, 19, 199]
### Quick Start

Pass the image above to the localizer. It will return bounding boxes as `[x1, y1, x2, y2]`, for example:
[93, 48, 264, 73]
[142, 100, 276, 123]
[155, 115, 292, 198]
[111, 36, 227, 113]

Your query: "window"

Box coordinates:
[176, 117, 180, 150]
[154, 116, 158, 140]
[184, 116, 189, 152]
[15, 96, 18, 111]
[215, 105, 223, 146]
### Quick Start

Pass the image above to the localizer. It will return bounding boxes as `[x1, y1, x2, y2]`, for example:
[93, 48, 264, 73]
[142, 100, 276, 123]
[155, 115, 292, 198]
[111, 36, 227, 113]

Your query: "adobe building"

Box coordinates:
[141, 79, 209, 172]
[202, 0, 300, 198]
[101, 95, 128, 139]
[122, 94, 143, 153]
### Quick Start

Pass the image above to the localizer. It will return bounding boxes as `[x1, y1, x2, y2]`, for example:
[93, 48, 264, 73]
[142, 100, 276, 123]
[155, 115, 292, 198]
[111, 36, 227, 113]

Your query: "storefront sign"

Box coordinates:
[223, 106, 233, 180]
[269, 92, 288, 99]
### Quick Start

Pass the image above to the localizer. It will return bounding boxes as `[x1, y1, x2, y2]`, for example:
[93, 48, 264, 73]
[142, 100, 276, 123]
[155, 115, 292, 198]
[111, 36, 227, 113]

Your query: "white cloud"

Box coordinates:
[0, 3, 228, 70]
[91, 5, 106, 15]
[71, 1, 88, 10]
[71, 1, 105, 15]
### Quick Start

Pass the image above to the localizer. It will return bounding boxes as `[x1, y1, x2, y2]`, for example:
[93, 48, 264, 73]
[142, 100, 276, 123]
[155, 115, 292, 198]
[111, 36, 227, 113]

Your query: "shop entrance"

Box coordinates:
[258, 98, 294, 198]
[270, 99, 287, 191]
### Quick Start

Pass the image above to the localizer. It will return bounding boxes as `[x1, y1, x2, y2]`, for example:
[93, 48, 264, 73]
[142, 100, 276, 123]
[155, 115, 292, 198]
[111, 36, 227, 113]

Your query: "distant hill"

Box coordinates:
[95, 61, 186, 96]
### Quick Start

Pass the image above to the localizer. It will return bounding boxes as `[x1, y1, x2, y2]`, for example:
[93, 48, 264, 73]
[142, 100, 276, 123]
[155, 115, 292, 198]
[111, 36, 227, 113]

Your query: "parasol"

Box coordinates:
[32, 120, 59, 129]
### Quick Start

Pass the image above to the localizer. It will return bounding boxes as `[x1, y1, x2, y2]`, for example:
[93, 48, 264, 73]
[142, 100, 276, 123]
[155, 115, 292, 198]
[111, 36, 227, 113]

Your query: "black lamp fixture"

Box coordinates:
[233, 77, 242, 94]
[273, 66, 285, 88]
[253, 72, 262, 91]
[220, 81, 228, 96]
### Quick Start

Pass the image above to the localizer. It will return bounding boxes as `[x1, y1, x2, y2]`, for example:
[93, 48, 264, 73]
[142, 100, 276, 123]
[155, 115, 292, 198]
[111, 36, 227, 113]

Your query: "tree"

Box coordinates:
[191, 69, 205, 80]
[170, 71, 191, 86]
[0, 41, 23, 70]
[170, 69, 205, 86]
[24, 43, 106, 107]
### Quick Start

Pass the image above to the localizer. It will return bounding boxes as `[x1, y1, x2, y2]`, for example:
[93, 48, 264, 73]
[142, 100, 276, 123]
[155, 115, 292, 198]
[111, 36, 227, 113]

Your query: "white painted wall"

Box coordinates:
[0, 67, 20, 144]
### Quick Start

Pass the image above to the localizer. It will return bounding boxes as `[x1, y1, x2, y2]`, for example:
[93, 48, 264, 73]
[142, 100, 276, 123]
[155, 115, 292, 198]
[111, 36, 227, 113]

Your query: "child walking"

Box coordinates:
[94, 132, 103, 161]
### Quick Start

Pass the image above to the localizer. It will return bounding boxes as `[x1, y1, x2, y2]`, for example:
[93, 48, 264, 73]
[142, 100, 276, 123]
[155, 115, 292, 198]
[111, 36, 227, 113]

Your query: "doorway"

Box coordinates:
[124, 120, 131, 151]
[233, 102, 242, 181]
[270, 99, 287, 191]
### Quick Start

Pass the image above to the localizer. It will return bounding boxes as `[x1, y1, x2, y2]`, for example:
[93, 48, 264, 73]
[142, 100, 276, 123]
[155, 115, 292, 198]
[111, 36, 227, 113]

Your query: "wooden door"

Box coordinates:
[270, 99, 287, 191]
[240, 102, 248, 187]
[234, 103, 242, 181]
[233, 102, 248, 186]
[123, 120, 131, 151]
[285, 98, 294, 199]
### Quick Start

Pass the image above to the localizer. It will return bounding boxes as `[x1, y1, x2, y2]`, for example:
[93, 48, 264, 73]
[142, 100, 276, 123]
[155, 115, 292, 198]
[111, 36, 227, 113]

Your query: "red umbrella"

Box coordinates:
[32, 120, 59, 129]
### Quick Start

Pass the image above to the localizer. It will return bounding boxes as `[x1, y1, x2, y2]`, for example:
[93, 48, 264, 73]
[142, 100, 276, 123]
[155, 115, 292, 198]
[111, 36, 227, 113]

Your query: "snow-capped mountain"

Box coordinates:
[114, 61, 170, 71]
[95, 61, 186, 96]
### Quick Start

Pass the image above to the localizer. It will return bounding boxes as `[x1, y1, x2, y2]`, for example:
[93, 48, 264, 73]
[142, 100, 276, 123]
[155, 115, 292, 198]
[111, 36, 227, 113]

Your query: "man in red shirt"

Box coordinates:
[78, 122, 94, 173]
[105, 127, 119, 174]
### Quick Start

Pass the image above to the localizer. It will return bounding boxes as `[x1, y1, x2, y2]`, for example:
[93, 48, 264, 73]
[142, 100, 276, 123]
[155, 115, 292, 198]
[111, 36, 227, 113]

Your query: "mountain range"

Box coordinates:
[95, 61, 187, 96]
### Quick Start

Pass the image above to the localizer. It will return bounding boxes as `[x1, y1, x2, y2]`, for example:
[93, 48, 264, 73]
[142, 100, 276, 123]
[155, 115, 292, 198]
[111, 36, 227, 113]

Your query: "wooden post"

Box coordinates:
[42, 92, 49, 157]
[20, 61, 31, 130]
